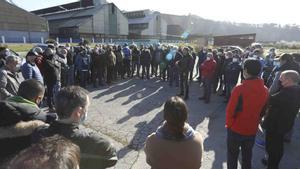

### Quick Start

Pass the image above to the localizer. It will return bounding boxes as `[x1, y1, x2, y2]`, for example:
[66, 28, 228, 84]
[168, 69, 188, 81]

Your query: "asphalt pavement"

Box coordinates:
[85, 77, 300, 169]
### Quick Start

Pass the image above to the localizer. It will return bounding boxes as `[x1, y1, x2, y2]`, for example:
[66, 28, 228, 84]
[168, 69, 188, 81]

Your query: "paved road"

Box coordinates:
[85, 77, 300, 169]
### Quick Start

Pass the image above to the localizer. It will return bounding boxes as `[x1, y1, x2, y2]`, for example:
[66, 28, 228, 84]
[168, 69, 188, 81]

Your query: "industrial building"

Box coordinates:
[32, 0, 128, 42]
[124, 10, 167, 39]
[0, 0, 49, 43]
[124, 10, 198, 40]
[213, 33, 256, 48]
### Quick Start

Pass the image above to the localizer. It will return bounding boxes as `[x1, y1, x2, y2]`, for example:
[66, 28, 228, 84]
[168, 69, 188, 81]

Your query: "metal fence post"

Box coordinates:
[23, 36, 26, 44]
[1, 36, 5, 44]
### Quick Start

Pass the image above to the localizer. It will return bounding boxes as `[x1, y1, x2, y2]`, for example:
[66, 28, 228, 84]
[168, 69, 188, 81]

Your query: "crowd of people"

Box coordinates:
[0, 41, 300, 169]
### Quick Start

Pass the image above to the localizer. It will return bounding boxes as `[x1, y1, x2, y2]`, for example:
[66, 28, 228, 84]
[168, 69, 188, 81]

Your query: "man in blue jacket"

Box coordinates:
[122, 43, 132, 78]
[21, 51, 43, 84]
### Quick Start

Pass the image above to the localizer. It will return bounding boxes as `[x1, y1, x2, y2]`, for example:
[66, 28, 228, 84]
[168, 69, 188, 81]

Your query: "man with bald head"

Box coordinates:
[262, 70, 300, 169]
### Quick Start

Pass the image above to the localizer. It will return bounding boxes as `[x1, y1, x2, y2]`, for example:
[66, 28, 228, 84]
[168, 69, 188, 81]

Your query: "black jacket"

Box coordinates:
[262, 85, 300, 134]
[224, 62, 242, 84]
[140, 49, 152, 66]
[132, 49, 141, 63]
[178, 53, 193, 73]
[170, 52, 183, 67]
[43, 55, 61, 84]
[0, 96, 49, 163]
[32, 121, 118, 169]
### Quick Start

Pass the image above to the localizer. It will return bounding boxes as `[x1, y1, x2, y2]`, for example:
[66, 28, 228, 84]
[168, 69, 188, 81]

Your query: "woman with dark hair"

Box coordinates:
[145, 96, 203, 169]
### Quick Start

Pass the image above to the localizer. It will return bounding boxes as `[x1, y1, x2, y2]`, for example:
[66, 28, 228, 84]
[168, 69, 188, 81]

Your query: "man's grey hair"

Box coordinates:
[282, 70, 300, 84]
[5, 55, 19, 64]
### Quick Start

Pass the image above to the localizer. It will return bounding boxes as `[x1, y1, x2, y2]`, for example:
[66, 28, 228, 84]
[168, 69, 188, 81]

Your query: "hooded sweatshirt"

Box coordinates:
[226, 78, 269, 136]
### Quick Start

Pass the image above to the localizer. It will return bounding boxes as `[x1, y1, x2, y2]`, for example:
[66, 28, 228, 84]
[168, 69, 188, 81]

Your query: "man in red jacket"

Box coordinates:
[226, 59, 269, 169]
[199, 52, 217, 103]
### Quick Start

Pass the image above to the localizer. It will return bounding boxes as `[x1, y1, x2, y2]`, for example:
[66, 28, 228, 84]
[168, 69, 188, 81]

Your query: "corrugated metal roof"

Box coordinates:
[41, 4, 105, 21]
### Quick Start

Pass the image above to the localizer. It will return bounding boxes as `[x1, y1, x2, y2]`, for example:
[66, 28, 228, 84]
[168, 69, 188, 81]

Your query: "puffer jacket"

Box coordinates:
[0, 96, 50, 163]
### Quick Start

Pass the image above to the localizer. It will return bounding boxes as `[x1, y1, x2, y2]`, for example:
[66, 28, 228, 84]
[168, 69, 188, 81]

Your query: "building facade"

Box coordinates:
[124, 10, 167, 39]
[32, 0, 128, 41]
[0, 0, 49, 43]
[213, 33, 256, 48]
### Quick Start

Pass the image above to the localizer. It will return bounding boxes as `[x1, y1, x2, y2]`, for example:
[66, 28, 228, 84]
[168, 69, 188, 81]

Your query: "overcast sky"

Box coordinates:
[12, 0, 300, 25]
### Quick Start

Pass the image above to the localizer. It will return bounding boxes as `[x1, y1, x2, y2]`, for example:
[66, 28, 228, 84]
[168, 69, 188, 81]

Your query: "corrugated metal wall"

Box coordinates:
[0, 1, 49, 43]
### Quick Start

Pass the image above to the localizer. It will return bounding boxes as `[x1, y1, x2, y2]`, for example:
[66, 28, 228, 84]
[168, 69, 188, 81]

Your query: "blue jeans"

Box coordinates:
[227, 129, 255, 169]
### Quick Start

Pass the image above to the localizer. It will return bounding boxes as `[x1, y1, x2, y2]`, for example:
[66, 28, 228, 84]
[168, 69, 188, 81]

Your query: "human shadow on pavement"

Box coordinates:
[203, 104, 227, 169]
[116, 86, 164, 124]
[186, 100, 209, 130]
[116, 80, 176, 159]
[117, 111, 164, 160]
[93, 79, 134, 99]
[105, 85, 140, 102]
[105, 79, 160, 103]
[121, 83, 162, 105]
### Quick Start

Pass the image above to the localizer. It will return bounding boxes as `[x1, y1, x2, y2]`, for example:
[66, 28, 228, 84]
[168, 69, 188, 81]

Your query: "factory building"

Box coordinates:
[0, 0, 49, 43]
